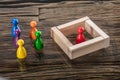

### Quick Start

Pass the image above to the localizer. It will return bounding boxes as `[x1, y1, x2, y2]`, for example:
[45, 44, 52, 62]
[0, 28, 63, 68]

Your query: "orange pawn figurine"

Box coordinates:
[76, 27, 86, 44]
[29, 21, 37, 40]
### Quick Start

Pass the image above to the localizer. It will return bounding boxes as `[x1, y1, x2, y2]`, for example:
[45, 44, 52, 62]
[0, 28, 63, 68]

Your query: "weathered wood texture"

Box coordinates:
[0, 0, 120, 80]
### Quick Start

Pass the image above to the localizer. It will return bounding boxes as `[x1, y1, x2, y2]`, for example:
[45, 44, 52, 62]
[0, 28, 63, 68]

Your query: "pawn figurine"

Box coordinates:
[16, 39, 27, 60]
[11, 18, 21, 38]
[29, 21, 37, 40]
[14, 29, 21, 48]
[34, 31, 43, 50]
[76, 27, 86, 44]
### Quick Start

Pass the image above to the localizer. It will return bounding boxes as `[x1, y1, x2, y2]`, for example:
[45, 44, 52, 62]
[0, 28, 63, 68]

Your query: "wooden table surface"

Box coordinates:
[0, 0, 120, 80]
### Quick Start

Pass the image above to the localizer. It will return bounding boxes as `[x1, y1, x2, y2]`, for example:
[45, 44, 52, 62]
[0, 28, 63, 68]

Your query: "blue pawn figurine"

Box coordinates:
[14, 29, 21, 48]
[11, 18, 21, 38]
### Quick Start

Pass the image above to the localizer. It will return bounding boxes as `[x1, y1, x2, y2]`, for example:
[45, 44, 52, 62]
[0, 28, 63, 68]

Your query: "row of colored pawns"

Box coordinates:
[11, 18, 43, 60]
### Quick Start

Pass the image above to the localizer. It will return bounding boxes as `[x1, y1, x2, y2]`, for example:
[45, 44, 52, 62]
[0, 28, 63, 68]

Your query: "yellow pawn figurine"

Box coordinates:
[16, 39, 27, 60]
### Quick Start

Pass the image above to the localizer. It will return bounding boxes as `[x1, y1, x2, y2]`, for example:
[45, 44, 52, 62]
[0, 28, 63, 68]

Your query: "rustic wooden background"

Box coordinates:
[0, 0, 120, 80]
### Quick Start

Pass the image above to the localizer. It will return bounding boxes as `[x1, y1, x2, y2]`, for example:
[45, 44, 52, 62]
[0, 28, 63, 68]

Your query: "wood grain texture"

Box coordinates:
[0, 0, 120, 80]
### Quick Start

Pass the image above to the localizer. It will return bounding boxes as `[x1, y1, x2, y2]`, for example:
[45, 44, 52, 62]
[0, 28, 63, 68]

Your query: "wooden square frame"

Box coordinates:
[51, 16, 110, 59]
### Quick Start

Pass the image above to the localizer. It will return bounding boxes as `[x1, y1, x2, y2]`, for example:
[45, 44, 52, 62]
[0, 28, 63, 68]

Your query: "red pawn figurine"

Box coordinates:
[76, 27, 86, 44]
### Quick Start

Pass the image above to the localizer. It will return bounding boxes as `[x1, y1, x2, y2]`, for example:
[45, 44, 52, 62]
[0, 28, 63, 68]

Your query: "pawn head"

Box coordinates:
[12, 18, 18, 25]
[35, 31, 41, 37]
[17, 39, 24, 46]
[77, 27, 84, 33]
[30, 21, 37, 28]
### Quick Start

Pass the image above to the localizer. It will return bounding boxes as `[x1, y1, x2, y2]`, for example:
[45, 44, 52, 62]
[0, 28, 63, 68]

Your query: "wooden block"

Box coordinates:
[85, 19, 110, 48]
[51, 16, 110, 59]
[51, 27, 73, 58]
[69, 36, 104, 59]
[57, 16, 89, 36]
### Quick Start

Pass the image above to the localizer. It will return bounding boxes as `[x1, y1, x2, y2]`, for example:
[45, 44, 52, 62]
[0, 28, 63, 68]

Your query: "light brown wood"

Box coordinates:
[69, 36, 104, 59]
[85, 19, 109, 38]
[85, 19, 110, 48]
[51, 27, 73, 58]
[85, 20, 100, 37]
[51, 16, 110, 59]
[57, 16, 89, 36]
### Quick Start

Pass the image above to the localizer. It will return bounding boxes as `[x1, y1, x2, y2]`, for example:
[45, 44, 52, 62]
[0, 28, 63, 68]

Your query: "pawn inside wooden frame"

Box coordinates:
[51, 16, 110, 59]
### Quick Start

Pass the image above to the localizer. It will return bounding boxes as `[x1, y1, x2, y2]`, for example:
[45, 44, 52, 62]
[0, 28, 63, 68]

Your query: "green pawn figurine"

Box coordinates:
[34, 31, 43, 50]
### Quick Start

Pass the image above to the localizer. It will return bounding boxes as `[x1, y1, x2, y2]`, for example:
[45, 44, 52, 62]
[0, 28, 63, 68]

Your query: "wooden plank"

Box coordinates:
[69, 36, 105, 59]
[51, 27, 73, 58]
[0, 16, 38, 23]
[85, 20, 100, 37]
[85, 19, 110, 48]
[57, 16, 89, 29]
[85, 19, 109, 39]
[0, 8, 38, 16]
[56, 16, 89, 36]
